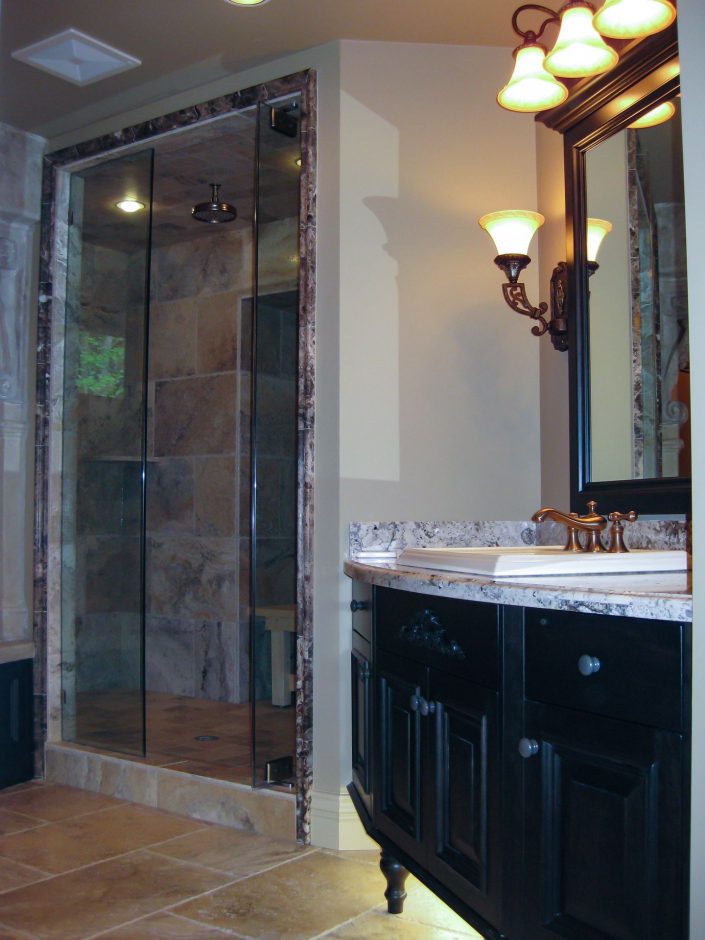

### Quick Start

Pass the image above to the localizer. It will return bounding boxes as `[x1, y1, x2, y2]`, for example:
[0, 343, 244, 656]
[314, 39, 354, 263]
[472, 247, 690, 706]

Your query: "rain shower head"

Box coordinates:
[191, 183, 237, 224]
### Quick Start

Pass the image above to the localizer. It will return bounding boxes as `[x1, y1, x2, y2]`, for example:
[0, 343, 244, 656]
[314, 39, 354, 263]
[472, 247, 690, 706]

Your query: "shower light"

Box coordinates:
[224, 0, 272, 5]
[497, 1, 677, 113]
[628, 99, 676, 128]
[115, 199, 145, 213]
[479, 209, 570, 351]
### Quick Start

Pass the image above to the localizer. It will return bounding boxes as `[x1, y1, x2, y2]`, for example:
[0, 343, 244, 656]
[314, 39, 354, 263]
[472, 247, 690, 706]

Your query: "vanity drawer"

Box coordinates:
[375, 587, 499, 689]
[351, 581, 373, 642]
[525, 608, 684, 731]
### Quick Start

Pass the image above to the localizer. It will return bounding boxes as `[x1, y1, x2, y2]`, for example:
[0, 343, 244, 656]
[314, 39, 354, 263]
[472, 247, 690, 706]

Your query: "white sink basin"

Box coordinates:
[396, 546, 689, 578]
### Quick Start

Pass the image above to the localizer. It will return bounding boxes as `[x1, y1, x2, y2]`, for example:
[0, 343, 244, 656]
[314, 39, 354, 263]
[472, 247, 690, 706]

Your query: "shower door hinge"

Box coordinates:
[269, 107, 298, 139]
[265, 754, 294, 786]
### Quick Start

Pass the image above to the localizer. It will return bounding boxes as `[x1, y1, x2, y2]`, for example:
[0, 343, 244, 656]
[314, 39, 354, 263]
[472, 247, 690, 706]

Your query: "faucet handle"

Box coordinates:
[606, 510, 638, 553]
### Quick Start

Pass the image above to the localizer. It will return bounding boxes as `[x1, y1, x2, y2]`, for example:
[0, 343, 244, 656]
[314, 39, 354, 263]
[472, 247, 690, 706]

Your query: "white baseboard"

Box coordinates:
[311, 788, 378, 850]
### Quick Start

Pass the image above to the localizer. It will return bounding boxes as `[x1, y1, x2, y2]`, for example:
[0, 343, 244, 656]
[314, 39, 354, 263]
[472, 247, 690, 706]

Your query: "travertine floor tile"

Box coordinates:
[0, 850, 234, 940]
[0, 784, 121, 822]
[324, 909, 478, 939]
[98, 910, 243, 938]
[0, 809, 44, 836]
[152, 827, 314, 875]
[0, 803, 207, 874]
[0, 855, 49, 893]
[172, 851, 383, 939]
[398, 877, 482, 936]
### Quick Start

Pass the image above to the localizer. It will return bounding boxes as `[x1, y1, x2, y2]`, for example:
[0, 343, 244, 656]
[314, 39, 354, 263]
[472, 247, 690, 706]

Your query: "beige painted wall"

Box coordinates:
[678, 2, 705, 936]
[586, 132, 632, 481]
[536, 122, 570, 509]
[339, 41, 541, 524]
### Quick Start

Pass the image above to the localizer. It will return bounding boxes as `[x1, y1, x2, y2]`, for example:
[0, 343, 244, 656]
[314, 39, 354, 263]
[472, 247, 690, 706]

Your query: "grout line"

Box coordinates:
[0, 918, 38, 940]
[307, 901, 382, 940]
[0, 856, 55, 892]
[168, 910, 253, 938]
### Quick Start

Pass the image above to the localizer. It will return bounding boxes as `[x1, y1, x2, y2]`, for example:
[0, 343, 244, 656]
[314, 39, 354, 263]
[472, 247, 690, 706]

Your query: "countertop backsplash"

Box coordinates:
[349, 519, 690, 556]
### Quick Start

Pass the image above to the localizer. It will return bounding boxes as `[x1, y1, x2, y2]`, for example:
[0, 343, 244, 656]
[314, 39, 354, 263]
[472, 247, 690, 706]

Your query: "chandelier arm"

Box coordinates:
[501, 283, 550, 337]
[511, 4, 562, 42]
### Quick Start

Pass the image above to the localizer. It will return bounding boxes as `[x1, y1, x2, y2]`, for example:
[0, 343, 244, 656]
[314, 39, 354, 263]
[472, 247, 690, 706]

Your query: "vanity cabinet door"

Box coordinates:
[521, 700, 685, 940]
[426, 670, 501, 926]
[351, 633, 373, 815]
[374, 649, 427, 860]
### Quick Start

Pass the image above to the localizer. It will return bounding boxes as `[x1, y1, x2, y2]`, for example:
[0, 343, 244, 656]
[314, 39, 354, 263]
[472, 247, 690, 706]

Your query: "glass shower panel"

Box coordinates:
[61, 150, 153, 755]
[251, 96, 301, 787]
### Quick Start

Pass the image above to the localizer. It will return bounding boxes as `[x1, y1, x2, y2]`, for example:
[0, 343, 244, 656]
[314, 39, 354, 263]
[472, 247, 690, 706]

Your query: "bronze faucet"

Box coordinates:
[532, 501, 608, 552]
[532, 502, 639, 553]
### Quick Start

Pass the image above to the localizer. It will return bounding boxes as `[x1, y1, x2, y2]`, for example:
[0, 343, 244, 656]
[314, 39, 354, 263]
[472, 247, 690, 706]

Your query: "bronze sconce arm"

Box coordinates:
[493, 252, 569, 352]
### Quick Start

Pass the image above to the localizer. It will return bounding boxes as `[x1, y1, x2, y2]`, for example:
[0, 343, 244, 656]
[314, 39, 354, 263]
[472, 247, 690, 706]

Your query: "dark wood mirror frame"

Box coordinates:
[538, 23, 690, 516]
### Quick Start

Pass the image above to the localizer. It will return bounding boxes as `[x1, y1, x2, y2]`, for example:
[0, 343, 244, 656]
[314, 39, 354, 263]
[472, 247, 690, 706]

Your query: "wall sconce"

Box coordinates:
[498, 1, 677, 113]
[479, 211, 614, 351]
[478, 209, 569, 352]
[586, 216, 612, 274]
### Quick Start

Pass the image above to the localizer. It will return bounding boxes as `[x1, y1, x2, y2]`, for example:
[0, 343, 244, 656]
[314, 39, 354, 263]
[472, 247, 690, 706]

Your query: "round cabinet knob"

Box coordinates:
[578, 654, 601, 676]
[409, 693, 421, 712]
[518, 737, 540, 759]
[419, 698, 436, 717]
[350, 600, 370, 612]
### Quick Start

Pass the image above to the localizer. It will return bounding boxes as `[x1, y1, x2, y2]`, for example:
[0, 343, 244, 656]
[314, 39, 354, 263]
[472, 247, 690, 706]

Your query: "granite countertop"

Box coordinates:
[344, 557, 692, 623]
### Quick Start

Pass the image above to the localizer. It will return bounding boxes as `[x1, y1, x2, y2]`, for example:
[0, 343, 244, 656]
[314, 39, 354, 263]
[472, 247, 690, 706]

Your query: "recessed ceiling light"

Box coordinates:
[224, 0, 272, 6]
[116, 199, 145, 214]
[12, 29, 141, 86]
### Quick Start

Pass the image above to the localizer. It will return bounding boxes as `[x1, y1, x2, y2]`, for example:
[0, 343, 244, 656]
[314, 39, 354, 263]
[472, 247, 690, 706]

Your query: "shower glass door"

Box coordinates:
[251, 96, 301, 786]
[61, 149, 154, 756]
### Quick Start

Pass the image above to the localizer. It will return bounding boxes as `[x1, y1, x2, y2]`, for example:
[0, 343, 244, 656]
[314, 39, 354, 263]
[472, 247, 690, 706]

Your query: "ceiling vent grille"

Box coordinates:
[12, 29, 141, 86]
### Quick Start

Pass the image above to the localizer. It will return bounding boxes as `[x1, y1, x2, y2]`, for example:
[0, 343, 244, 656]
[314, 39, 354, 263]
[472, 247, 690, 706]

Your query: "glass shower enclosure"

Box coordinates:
[59, 95, 302, 786]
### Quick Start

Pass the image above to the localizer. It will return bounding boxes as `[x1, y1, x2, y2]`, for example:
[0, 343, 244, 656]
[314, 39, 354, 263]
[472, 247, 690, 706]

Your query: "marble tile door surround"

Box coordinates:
[33, 72, 317, 842]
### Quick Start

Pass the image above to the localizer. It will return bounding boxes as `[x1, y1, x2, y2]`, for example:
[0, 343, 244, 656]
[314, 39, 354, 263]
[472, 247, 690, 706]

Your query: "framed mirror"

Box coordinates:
[542, 24, 690, 515]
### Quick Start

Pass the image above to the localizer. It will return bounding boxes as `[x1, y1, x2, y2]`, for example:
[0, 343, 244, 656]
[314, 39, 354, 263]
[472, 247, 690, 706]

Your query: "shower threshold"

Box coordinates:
[69, 691, 296, 788]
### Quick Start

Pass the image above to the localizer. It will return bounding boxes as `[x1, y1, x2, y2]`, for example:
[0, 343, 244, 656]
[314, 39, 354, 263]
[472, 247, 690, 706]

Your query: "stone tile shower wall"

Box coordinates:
[146, 227, 251, 705]
[64, 241, 146, 711]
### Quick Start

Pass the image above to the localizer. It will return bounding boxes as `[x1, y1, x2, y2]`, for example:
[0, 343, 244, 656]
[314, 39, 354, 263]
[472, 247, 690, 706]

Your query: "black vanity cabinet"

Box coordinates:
[373, 587, 502, 928]
[349, 581, 690, 940]
[350, 581, 374, 816]
[521, 609, 686, 940]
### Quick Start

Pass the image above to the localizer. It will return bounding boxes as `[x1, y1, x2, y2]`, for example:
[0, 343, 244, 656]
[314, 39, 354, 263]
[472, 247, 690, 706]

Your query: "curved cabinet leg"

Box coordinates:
[380, 850, 409, 914]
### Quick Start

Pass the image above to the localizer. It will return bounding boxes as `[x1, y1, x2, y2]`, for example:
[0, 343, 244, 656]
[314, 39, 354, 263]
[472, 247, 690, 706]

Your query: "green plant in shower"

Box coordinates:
[76, 333, 126, 398]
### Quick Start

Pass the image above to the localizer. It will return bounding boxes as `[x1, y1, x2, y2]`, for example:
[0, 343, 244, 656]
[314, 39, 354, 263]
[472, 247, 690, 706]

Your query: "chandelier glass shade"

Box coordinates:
[627, 99, 676, 128]
[593, 0, 676, 39]
[498, 43, 569, 111]
[498, 0, 678, 112]
[544, 3, 619, 77]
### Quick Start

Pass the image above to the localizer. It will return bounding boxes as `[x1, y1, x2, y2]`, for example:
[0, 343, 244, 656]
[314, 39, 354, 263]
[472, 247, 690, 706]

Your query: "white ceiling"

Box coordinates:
[0, 0, 523, 140]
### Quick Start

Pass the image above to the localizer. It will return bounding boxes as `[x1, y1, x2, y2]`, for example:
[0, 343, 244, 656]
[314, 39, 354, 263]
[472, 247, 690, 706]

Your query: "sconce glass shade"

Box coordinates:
[479, 210, 545, 256]
[586, 217, 613, 263]
[545, 3, 619, 78]
[497, 43, 569, 112]
[593, 0, 676, 39]
[628, 99, 676, 128]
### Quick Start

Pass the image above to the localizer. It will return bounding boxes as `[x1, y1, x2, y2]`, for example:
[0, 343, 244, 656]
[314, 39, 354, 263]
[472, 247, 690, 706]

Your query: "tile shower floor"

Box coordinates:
[72, 692, 296, 786]
[0, 784, 482, 940]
